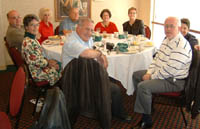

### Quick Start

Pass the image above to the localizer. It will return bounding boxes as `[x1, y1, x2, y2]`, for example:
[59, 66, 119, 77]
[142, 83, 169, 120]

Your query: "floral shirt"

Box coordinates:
[21, 32, 61, 86]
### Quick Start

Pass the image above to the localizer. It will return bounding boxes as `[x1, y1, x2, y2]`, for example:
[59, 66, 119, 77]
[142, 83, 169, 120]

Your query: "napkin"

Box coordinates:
[118, 34, 125, 39]
[94, 36, 102, 42]
[116, 43, 128, 52]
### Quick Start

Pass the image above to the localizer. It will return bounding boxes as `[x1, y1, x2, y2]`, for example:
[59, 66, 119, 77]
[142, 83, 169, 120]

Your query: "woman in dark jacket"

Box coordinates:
[123, 7, 145, 36]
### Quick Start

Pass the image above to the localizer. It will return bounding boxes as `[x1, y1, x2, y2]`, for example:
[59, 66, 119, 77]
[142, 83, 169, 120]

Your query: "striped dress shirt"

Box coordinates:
[147, 34, 192, 80]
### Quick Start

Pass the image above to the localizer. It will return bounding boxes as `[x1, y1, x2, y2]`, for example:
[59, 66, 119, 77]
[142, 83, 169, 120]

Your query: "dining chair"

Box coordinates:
[152, 91, 187, 126]
[6, 65, 28, 129]
[144, 25, 151, 39]
[23, 63, 50, 116]
[4, 37, 24, 67]
[0, 112, 12, 129]
[54, 25, 60, 35]
[152, 50, 200, 127]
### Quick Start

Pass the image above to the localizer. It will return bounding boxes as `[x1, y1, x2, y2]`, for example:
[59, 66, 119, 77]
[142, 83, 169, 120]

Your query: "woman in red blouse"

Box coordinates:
[94, 9, 118, 34]
[38, 8, 54, 44]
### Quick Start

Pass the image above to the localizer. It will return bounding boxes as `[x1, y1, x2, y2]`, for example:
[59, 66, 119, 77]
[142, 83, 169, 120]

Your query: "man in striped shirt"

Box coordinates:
[132, 17, 192, 128]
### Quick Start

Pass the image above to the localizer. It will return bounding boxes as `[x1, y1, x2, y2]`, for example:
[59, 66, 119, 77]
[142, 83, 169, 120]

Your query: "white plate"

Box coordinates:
[43, 40, 60, 45]
[48, 35, 60, 40]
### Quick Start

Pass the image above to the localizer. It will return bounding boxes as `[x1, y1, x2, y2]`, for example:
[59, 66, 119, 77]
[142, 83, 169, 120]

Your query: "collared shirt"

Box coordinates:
[59, 17, 78, 35]
[147, 34, 192, 80]
[62, 31, 93, 69]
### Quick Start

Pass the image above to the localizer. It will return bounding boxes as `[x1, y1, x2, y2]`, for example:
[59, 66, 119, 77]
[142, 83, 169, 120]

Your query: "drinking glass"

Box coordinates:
[96, 28, 101, 33]
[124, 31, 128, 39]
[103, 31, 107, 38]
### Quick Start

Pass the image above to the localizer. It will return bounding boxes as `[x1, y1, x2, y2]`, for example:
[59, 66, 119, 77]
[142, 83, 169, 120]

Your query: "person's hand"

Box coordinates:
[48, 59, 59, 70]
[97, 54, 108, 69]
[102, 54, 108, 69]
[194, 45, 200, 51]
[142, 73, 151, 81]
[63, 30, 72, 35]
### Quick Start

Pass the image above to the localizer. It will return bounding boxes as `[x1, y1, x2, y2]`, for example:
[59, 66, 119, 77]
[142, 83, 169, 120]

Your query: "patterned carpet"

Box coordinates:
[0, 66, 200, 129]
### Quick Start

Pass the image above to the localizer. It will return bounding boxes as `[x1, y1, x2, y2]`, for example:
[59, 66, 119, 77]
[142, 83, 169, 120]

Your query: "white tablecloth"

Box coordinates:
[106, 47, 156, 95]
[42, 39, 156, 95]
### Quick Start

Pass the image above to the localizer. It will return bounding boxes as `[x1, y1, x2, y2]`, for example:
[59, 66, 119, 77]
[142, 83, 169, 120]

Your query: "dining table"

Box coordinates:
[42, 35, 156, 95]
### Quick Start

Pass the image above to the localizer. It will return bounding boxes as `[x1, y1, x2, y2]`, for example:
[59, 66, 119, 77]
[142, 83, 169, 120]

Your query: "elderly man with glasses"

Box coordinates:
[132, 17, 192, 128]
[6, 10, 25, 51]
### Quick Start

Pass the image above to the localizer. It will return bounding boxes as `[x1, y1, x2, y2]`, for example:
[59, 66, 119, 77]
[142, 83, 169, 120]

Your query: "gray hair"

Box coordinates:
[78, 17, 94, 27]
[165, 16, 180, 26]
[23, 14, 39, 27]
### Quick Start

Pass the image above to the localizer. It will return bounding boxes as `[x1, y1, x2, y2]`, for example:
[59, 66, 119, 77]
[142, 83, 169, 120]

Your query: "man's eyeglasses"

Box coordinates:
[9, 16, 21, 20]
[165, 24, 176, 29]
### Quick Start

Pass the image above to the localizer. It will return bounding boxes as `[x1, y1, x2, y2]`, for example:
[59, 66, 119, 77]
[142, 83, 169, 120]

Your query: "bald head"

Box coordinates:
[69, 8, 79, 22]
[164, 17, 180, 40]
[7, 10, 22, 28]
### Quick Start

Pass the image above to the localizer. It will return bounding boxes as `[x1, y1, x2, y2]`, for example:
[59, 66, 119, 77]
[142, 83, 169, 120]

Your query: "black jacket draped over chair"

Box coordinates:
[185, 50, 200, 119]
[61, 57, 112, 129]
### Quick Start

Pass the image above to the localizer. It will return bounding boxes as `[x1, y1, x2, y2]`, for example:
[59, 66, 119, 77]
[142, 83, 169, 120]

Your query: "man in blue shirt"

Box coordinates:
[59, 8, 79, 35]
[62, 17, 132, 122]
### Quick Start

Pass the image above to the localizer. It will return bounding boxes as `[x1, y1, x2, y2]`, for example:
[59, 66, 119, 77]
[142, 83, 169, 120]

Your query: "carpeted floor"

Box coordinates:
[0, 66, 200, 129]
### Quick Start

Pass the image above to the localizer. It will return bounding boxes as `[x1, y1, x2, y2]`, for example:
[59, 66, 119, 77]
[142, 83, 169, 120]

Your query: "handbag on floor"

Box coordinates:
[29, 87, 71, 129]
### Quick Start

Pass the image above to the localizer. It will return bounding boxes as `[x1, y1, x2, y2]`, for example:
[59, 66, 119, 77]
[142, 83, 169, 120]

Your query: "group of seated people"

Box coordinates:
[5, 5, 200, 129]
[59, 7, 145, 36]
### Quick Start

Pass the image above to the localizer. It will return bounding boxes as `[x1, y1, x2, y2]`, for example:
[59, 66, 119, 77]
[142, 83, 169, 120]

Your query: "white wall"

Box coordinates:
[0, 0, 7, 70]
[1, 0, 138, 37]
[0, 0, 151, 70]
[138, 0, 151, 26]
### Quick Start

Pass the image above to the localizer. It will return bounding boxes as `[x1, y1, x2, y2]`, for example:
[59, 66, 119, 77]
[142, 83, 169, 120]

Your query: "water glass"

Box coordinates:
[114, 32, 119, 38]
[124, 31, 128, 39]
[103, 31, 107, 38]
[96, 28, 101, 33]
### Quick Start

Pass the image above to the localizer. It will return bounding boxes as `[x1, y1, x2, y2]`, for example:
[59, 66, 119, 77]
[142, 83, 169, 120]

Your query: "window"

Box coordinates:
[152, 0, 200, 48]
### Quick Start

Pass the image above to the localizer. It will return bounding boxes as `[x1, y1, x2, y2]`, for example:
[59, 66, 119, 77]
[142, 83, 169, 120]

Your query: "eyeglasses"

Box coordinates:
[85, 28, 94, 33]
[29, 23, 39, 27]
[9, 16, 21, 20]
[165, 24, 176, 29]
[129, 12, 136, 15]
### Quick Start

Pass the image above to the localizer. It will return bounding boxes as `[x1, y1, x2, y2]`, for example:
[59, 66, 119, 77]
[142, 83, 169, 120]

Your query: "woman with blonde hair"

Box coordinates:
[38, 8, 54, 44]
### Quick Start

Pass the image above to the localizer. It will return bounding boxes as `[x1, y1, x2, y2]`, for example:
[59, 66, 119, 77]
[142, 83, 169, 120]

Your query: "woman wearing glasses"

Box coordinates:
[22, 14, 61, 86]
[123, 7, 145, 36]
